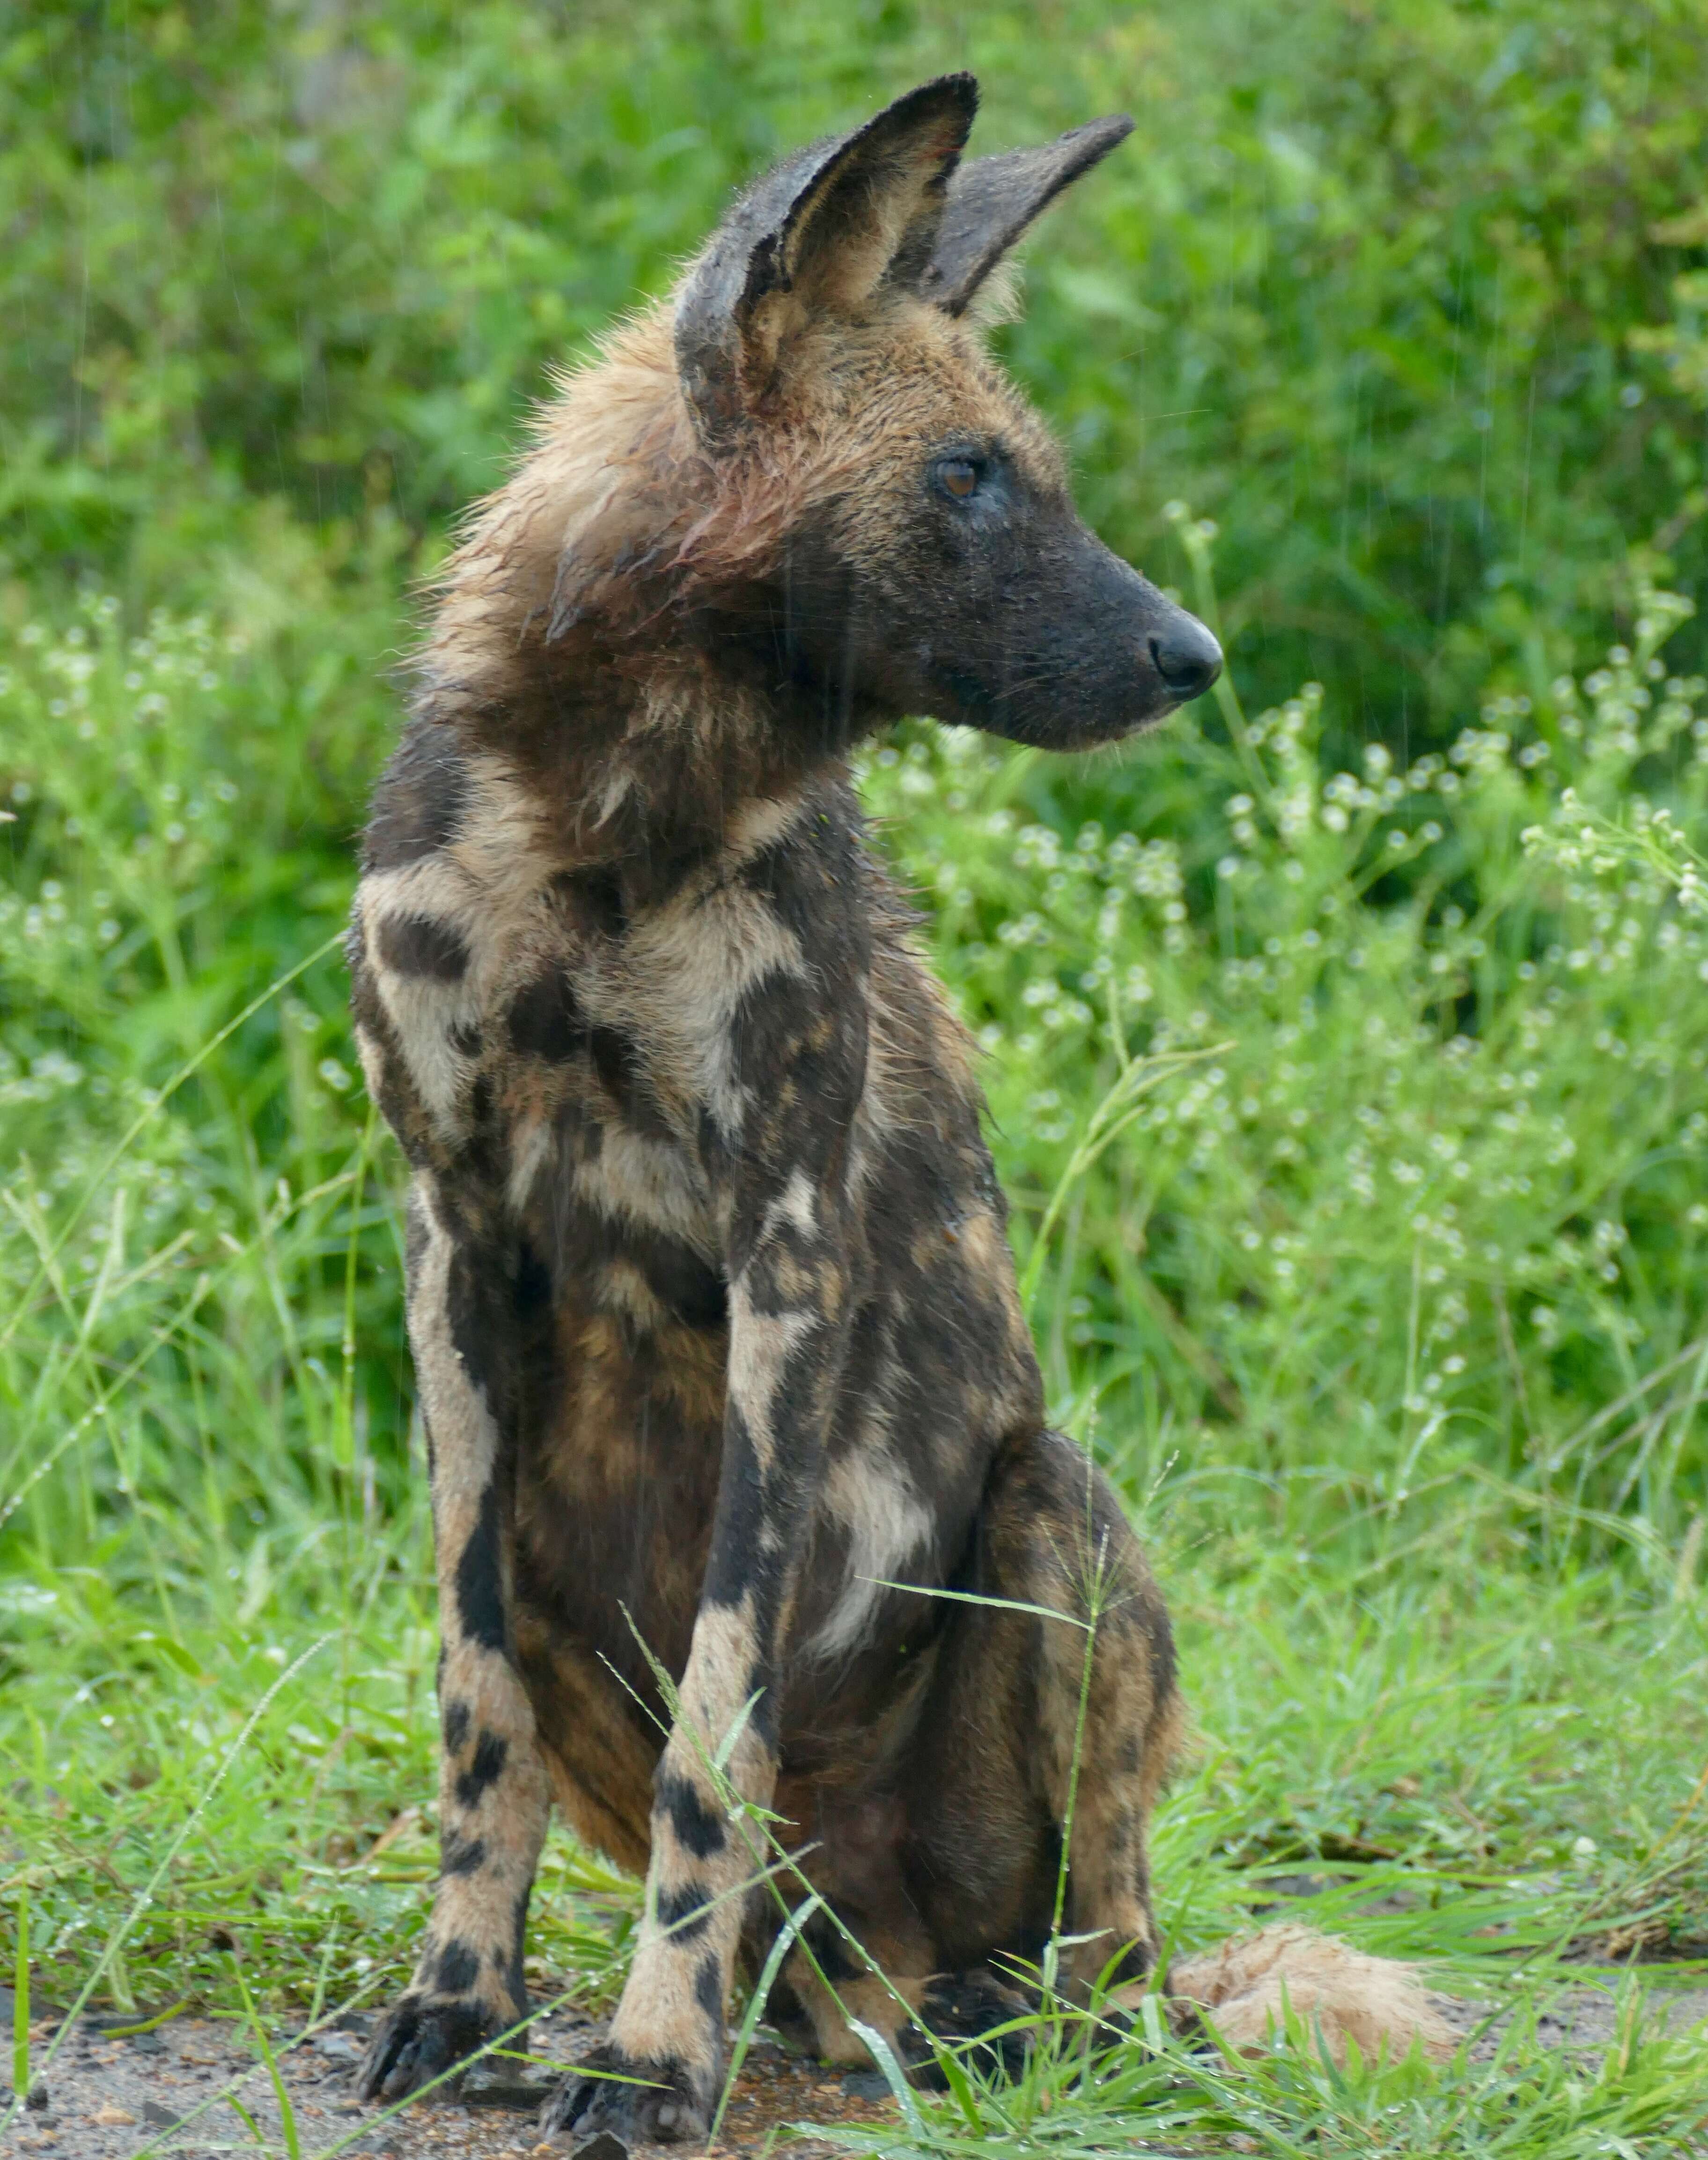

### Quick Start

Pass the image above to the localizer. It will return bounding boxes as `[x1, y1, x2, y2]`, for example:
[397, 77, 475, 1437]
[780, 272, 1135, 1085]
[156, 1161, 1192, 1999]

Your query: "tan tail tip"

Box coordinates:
[1167, 1924, 1457, 2067]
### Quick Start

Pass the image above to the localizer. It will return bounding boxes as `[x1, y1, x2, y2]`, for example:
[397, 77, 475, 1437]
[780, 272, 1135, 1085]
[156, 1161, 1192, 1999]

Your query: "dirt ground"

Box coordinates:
[1430, 1976, 1708, 2063]
[7, 1981, 1707, 2160]
[2, 1999, 896, 2160]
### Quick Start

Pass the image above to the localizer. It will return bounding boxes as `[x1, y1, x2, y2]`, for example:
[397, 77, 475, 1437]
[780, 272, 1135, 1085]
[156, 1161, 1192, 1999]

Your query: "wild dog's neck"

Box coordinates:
[404, 673, 835, 905]
[409, 307, 894, 874]
[411, 585, 893, 926]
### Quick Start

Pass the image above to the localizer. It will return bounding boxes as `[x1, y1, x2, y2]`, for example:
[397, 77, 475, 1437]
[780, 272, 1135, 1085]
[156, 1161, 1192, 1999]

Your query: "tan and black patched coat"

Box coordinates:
[352, 75, 1221, 2146]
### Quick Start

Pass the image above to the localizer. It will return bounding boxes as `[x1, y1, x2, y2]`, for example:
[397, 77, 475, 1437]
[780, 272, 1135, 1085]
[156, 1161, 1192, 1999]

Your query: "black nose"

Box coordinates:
[1149, 617, 1223, 699]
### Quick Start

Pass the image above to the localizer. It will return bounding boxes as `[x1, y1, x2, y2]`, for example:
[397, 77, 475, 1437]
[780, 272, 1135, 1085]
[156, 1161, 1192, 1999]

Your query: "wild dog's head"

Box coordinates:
[675, 75, 1222, 751]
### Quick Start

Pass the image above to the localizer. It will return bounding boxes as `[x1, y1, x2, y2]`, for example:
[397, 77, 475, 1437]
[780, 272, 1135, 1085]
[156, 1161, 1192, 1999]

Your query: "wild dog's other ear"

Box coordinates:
[676, 74, 978, 446]
[918, 113, 1133, 318]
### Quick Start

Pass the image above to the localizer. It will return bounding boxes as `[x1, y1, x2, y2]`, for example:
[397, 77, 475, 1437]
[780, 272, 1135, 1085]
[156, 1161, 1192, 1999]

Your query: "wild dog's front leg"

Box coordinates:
[360, 1180, 552, 2101]
[545, 1039, 862, 2141]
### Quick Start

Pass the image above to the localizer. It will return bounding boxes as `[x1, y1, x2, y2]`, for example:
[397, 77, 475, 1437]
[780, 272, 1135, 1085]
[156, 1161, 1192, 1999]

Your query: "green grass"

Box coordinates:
[3, 524, 1708, 2155]
[9, 0, 1708, 734]
[819, 1991, 1708, 2160]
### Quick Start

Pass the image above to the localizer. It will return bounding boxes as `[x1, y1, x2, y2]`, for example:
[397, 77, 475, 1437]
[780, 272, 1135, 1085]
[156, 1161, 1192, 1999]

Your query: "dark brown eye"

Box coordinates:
[937, 457, 979, 500]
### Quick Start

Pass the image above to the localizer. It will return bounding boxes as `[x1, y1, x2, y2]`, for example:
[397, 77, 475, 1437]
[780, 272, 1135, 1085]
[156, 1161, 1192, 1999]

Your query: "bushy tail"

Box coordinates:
[1165, 1924, 1457, 2067]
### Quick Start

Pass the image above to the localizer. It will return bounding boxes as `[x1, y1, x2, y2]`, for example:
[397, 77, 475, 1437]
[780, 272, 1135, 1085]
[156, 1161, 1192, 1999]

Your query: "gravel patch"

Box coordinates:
[1429, 1979, 1708, 2063]
[2, 2004, 897, 2160]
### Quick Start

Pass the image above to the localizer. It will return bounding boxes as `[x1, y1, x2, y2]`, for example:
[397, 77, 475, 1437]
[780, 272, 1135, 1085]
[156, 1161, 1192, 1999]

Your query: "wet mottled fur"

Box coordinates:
[351, 77, 1441, 2143]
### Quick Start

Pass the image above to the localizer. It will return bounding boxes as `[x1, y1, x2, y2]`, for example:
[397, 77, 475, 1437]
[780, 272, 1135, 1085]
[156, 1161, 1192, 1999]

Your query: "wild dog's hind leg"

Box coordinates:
[906, 1428, 1181, 2010]
[359, 1180, 552, 2100]
[764, 1932, 1035, 2088]
[758, 1431, 1178, 2087]
[739, 1789, 1035, 2085]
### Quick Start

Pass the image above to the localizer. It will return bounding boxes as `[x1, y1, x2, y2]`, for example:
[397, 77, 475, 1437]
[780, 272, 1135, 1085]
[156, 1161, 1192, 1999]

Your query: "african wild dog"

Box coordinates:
[349, 76, 1447, 2146]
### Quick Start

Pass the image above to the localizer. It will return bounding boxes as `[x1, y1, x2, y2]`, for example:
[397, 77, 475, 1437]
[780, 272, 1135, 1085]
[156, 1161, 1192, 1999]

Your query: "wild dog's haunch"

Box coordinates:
[349, 75, 1431, 2146]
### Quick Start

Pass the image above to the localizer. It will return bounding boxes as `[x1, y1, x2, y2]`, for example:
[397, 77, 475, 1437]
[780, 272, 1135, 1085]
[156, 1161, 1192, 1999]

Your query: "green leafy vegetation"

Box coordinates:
[4, 3, 1708, 2154]
[7, 0, 1708, 726]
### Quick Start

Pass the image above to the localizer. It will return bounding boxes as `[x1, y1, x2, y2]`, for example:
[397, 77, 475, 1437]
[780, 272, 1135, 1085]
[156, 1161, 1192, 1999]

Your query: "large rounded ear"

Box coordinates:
[917, 113, 1133, 318]
[675, 75, 979, 447]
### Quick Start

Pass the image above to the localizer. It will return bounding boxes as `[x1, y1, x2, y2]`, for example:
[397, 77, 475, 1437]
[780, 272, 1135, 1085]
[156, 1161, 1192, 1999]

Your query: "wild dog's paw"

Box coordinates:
[539, 2044, 708, 2146]
[1163, 1991, 1215, 2049]
[1086, 1981, 1207, 2054]
[902, 1969, 1035, 2086]
[356, 1992, 499, 2101]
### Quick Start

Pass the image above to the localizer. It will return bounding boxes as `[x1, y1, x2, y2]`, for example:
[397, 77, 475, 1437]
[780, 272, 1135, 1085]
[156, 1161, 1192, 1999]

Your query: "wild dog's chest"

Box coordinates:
[352, 776, 840, 1258]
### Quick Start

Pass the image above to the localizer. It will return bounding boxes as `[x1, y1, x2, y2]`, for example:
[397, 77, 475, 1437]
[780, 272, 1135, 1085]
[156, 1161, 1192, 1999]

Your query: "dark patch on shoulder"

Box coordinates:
[515, 1239, 553, 1320]
[441, 1832, 487, 1877]
[364, 725, 470, 872]
[507, 967, 585, 1061]
[443, 1698, 471, 1755]
[695, 1102, 729, 1176]
[379, 911, 470, 983]
[738, 845, 811, 952]
[589, 1025, 674, 1140]
[435, 1939, 481, 1996]
[556, 1091, 604, 1168]
[725, 972, 868, 1197]
[612, 1221, 727, 1331]
[553, 865, 627, 940]
[656, 1771, 727, 1860]
[456, 1730, 509, 1809]
[737, 792, 861, 957]
[455, 1483, 507, 1653]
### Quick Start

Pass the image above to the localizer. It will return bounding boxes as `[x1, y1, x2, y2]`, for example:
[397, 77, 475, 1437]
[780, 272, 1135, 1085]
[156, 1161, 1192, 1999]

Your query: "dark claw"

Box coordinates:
[356, 1994, 498, 2102]
[903, 1968, 1035, 2086]
[1087, 1985, 1212, 2055]
[539, 2045, 707, 2146]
